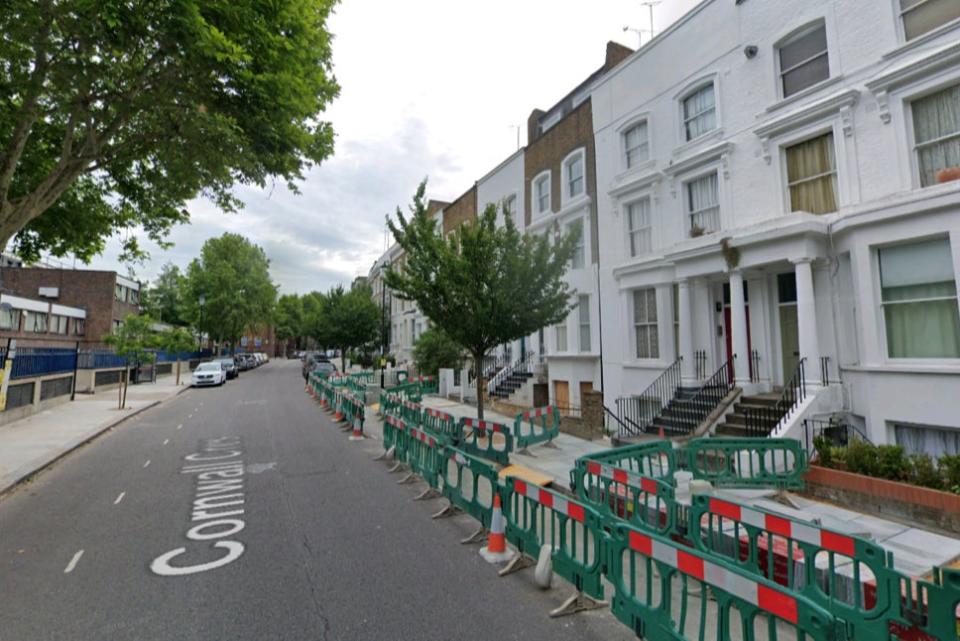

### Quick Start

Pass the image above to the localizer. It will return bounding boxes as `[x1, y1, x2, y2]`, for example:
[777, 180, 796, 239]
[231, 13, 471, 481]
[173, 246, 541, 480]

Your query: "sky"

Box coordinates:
[80, 0, 700, 295]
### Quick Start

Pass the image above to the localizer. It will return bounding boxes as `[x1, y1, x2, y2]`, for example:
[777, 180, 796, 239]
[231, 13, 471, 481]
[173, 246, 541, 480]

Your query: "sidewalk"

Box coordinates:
[0, 375, 188, 496]
[377, 394, 960, 579]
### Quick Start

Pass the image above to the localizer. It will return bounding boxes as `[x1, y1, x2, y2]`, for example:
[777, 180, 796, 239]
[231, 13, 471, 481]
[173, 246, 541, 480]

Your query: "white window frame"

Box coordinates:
[554, 318, 568, 353]
[895, 0, 960, 44]
[74, 318, 85, 335]
[502, 193, 519, 229]
[563, 149, 586, 202]
[578, 295, 591, 353]
[775, 20, 830, 100]
[566, 217, 585, 270]
[680, 81, 718, 143]
[907, 81, 960, 188]
[624, 196, 653, 258]
[623, 118, 651, 170]
[533, 171, 551, 215]
[683, 171, 721, 236]
[0, 307, 17, 331]
[783, 129, 839, 214]
[633, 288, 659, 360]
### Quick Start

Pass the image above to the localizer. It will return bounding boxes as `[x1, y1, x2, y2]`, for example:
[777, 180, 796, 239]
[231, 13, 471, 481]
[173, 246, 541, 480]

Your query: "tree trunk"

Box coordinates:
[117, 368, 123, 409]
[340, 347, 346, 373]
[175, 360, 181, 386]
[474, 351, 484, 420]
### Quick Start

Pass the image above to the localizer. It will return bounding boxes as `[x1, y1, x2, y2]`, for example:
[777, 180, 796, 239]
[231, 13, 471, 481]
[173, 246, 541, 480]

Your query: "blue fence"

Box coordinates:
[0, 349, 207, 380]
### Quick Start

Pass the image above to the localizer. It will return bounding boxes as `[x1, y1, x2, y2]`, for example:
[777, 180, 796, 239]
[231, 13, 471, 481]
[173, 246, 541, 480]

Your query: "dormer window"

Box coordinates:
[624, 121, 649, 168]
[566, 153, 584, 198]
[777, 22, 829, 98]
[682, 83, 716, 141]
[534, 172, 551, 214]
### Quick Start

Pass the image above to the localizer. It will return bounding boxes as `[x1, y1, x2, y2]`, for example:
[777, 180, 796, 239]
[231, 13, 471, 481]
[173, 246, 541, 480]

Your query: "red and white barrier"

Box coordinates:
[512, 479, 586, 524]
[586, 461, 661, 494]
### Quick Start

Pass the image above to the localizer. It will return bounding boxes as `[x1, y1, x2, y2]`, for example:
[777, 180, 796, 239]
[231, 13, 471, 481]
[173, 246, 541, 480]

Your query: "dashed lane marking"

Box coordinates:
[163, 439, 170, 446]
[114, 492, 125, 505]
[176, 424, 183, 430]
[64, 550, 84, 574]
[143, 460, 151, 468]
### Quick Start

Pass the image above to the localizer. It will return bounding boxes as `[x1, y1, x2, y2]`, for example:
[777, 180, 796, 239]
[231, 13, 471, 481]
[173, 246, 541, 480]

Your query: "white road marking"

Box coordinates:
[176, 424, 183, 430]
[143, 459, 151, 468]
[114, 492, 125, 505]
[64, 550, 84, 574]
[163, 439, 170, 446]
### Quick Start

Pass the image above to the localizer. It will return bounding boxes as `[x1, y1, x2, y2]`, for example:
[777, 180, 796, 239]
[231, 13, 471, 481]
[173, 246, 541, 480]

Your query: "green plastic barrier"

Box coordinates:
[572, 460, 676, 537]
[684, 437, 808, 490]
[608, 519, 839, 641]
[437, 446, 500, 534]
[383, 414, 405, 453]
[404, 424, 446, 490]
[412, 375, 438, 395]
[572, 440, 677, 489]
[458, 417, 513, 466]
[501, 478, 606, 606]
[400, 399, 422, 427]
[688, 494, 960, 641]
[513, 405, 560, 453]
[423, 407, 458, 442]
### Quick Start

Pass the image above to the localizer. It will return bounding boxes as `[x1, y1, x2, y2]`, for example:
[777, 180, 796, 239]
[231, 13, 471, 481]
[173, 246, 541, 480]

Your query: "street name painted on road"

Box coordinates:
[150, 437, 248, 577]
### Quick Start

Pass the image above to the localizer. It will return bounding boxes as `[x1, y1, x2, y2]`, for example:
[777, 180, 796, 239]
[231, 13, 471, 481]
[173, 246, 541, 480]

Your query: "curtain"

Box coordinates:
[684, 85, 716, 140]
[896, 424, 960, 459]
[787, 133, 837, 214]
[628, 199, 652, 256]
[913, 84, 960, 187]
[687, 173, 719, 231]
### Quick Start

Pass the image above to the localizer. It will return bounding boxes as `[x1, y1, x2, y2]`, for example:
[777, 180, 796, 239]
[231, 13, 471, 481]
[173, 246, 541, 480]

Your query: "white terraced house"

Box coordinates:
[592, 0, 960, 452]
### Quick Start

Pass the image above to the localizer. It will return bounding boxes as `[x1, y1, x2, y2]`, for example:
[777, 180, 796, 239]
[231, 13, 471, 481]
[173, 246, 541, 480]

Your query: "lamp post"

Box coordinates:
[198, 294, 206, 351]
[380, 265, 387, 388]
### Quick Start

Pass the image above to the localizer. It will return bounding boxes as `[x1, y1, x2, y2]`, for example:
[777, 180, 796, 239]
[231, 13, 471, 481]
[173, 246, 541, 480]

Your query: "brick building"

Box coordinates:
[0, 267, 141, 348]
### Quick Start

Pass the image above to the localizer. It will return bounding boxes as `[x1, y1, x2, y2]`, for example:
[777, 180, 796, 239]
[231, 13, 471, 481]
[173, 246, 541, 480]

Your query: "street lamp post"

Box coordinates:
[380, 265, 387, 388]
[198, 294, 206, 351]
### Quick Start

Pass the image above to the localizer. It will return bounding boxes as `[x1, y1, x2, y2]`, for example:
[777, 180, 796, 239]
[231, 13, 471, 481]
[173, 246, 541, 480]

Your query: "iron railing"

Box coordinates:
[803, 416, 871, 454]
[672, 355, 737, 434]
[819, 355, 839, 385]
[694, 350, 708, 379]
[750, 349, 761, 383]
[487, 350, 533, 397]
[742, 357, 807, 438]
[482, 352, 510, 379]
[604, 404, 646, 440]
[615, 358, 682, 438]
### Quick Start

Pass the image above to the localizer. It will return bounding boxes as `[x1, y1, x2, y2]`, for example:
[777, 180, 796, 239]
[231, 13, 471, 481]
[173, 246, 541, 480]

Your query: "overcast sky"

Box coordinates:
[80, 0, 699, 294]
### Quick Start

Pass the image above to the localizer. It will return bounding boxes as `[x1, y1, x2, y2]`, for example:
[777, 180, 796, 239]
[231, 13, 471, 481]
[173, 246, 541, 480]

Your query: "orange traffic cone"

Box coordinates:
[333, 394, 344, 422]
[349, 415, 364, 441]
[480, 493, 515, 563]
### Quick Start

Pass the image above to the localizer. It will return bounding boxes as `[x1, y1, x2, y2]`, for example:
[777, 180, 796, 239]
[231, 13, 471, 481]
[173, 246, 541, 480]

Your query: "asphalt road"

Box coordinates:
[0, 360, 631, 641]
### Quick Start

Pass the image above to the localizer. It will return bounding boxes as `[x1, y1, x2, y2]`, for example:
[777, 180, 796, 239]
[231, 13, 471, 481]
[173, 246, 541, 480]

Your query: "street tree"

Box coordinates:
[184, 233, 277, 351]
[0, 0, 339, 263]
[324, 283, 380, 371]
[413, 327, 464, 377]
[146, 263, 187, 326]
[275, 294, 305, 351]
[103, 314, 158, 409]
[386, 181, 578, 418]
[159, 327, 196, 386]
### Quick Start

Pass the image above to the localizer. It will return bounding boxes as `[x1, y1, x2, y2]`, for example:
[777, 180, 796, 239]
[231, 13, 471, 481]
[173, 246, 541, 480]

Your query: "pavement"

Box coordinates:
[0, 373, 189, 496]
[0, 360, 632, 641]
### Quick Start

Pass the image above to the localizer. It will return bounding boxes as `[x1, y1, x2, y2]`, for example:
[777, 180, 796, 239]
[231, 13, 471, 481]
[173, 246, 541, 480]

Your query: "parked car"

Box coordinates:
[236, 354, 255, 371]
[302, 352, 332, 380]
[311, 360, 337, 379]
[218, 357, 238, 379]
[192, 361, 226, 387]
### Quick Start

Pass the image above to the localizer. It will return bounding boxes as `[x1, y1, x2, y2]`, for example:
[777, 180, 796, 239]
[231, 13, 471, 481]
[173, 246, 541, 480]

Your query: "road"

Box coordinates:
[0, 359, 630, 641]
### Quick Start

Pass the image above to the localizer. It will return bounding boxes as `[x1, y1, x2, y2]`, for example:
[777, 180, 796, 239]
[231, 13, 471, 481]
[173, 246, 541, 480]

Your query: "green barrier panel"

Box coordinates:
[412, 375, 438, 394]
[501, 478, 606, 606]
[403, 424, 446, 491]
[572, 440, 677, 489]
[688, 494, 960, 641]
[383, 414, 405, 453]
[572, 460, 677, 537]
[346, 377, 366, 395]
[458, 417, 513, 466]
[513, 405, 560, 453]
[382, 393, 402, 419]
[423, 407, 458, 442]
[401, 399, 422, 427]
[436, 447, 500, 538]
[608, 519, 839, 641]
[684, 437, 808, 490]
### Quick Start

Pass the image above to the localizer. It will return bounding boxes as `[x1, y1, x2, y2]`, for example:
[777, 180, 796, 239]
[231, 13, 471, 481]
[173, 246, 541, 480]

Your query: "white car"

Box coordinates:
[192, 361, 226, 387]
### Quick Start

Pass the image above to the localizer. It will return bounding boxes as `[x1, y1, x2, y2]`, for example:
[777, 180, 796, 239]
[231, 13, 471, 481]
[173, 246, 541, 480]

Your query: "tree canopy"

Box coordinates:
[183, 233, 277, 348]
[103, 313, 157, 408]
[0, 0, 339, 262]
[385, 181, 578, 417]
[143, 262, 187, 326]
[413, 327, 464, 377]
[274, 293, 305, 348]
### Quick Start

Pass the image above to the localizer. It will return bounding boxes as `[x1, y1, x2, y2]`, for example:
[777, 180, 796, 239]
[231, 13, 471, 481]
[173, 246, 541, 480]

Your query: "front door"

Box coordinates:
[779, 303, 800, 384]
[722, 306, 753, 379]
[554, 380, 570, 415]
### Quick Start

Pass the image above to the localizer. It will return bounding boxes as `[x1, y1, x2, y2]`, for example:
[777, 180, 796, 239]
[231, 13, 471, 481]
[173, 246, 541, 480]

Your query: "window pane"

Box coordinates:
[555, 323, 567, 352]
[786, 133, 837, 214]
[625, 122, 649, 167]
[568, 219, 585, 269]
[902, 0, 960, 40]
[885, 300, 960, 357]
[782, 54, 830, 97]
[913, 84, 960, 187]
[779, 25, 827, 72]
[880, 237, 957, 297]
[683, 85, 716, 140]
[579, 295, 591, 352]
[568, 156, 584, 197]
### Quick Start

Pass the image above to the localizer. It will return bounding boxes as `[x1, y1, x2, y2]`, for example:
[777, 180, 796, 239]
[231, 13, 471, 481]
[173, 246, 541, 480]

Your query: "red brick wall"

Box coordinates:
[442, 185, 477, 237]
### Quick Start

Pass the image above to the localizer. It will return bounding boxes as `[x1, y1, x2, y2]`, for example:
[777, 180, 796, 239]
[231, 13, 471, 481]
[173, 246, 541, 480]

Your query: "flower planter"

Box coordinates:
[804, 464, 960, 534]
[936, 167, 960, 184]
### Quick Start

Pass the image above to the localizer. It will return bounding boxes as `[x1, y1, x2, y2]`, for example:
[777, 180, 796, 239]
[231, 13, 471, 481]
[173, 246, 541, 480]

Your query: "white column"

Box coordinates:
[729, 270, 750, 386]
[677, 279, 695, 382]
[793, 258, 822, 385]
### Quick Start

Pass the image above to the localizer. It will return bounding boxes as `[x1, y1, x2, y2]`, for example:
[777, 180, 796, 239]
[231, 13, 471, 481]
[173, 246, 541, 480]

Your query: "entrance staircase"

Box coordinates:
[714, 393, 782, 437]
[488, 351, 535, 400]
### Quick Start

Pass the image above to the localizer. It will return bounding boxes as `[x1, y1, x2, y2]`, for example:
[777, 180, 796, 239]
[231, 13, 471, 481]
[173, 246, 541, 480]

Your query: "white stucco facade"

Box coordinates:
[590, 0, 960, 450]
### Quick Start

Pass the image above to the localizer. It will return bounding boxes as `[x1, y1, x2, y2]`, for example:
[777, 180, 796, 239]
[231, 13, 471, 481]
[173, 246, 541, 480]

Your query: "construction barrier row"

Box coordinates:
[459, 417, 514, 466]
[512, 405, 560, 453]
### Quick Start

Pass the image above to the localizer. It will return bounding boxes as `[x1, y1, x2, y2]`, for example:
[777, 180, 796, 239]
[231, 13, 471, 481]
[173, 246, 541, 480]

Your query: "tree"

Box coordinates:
[324, 283, 380, 371]
[146, 263, 187, 326]
[159, 327, 196, 386]
[103, 314, 158, 409]
[0, 1, 339, 262]
[183, 233, 277, 351]
[386, 181, 578, 418]
[413, 327, 464, 377]
[275, 294, 305, 351]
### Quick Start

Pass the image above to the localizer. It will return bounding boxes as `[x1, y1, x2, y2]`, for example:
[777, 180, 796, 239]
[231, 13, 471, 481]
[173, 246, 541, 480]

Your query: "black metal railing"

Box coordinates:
[694, 350, 708, 379]
[750, 349, 761, 383]
[555, 402, 582, 419]
[605, 404, 646, 440]
[487, 350, 534, 398]
[671, 355, 737, 435]
[819, 355, 837, 385]
[803, 417, 871, 455]
[482, 352, 510, 379]
[615, 358, 682, 439]
[742, 357, 807, 437]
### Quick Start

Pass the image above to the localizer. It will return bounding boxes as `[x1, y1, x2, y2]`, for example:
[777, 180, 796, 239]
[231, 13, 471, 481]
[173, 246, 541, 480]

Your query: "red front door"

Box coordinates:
[723, 305, 753, 379]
